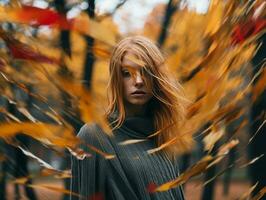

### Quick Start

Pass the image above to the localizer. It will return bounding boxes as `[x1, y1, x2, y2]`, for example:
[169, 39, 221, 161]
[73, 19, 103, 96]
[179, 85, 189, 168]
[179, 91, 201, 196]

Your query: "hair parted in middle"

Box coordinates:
[106, 35, 193, 155]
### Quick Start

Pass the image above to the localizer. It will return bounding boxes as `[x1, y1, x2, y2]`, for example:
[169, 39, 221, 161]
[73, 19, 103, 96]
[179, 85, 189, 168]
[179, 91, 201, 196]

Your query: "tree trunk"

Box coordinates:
[83, 0, 96, 90]
[157, 0, 178, 46]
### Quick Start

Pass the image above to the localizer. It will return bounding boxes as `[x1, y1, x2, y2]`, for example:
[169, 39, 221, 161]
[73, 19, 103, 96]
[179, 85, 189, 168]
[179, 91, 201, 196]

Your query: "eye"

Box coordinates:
[141, 67, 151, 77]
[122, 70, 131, 77]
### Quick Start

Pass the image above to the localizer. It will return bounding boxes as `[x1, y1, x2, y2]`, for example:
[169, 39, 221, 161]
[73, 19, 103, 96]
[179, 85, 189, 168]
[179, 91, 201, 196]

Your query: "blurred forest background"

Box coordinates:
[0, 0, 265, 199]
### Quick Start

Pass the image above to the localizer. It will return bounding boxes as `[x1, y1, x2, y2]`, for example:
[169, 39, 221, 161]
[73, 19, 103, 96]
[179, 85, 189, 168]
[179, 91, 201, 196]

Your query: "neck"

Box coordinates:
[124, 102, 148, 117]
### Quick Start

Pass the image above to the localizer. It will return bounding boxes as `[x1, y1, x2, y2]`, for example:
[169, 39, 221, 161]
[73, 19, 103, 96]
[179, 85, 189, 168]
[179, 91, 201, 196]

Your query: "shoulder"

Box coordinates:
[77, 123, 110, 146]
[76, 123, 116, 157]
[77, 123, 98, 138]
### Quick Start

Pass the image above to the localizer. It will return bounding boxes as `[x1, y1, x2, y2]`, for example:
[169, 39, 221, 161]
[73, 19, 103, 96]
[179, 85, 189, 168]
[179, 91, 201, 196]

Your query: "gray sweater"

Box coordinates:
[70, 116, 185, 200]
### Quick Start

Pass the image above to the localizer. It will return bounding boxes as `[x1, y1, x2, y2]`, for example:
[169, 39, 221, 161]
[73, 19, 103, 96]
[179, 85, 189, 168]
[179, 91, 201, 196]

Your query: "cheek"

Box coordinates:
[122, 79, 131, 96]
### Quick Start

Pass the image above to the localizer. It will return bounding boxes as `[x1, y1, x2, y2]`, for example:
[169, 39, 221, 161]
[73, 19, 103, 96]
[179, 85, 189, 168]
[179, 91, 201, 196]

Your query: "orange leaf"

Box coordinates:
[11, 5, 71, 29]
[154, 156, 213, 192]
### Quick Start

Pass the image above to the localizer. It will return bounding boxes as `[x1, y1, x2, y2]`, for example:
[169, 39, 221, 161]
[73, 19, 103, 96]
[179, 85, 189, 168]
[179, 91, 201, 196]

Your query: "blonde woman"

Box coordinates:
[70, 36, 190, 200]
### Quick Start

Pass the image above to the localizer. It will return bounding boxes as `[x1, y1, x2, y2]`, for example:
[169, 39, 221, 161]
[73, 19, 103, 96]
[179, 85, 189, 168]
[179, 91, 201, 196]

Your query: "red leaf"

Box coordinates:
[232, 19, 266, 45]
[89, 192, 104, 200]
[147, 182, 157, 193]
[15, 5, 71, 29]
[1, 33, 59, 64]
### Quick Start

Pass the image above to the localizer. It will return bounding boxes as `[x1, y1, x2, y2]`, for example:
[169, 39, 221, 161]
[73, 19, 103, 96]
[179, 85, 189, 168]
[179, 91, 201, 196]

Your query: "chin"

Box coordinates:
[132, 101, 147, 106]
[128, 99, 150, 106]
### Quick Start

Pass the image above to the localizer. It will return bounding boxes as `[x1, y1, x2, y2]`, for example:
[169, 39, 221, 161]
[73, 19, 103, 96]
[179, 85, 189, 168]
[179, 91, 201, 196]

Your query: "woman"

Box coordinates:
[70, 36, 191, 200]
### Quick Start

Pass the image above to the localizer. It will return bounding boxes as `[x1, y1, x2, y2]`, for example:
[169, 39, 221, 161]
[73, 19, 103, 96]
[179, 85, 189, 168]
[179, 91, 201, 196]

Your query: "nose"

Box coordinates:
[134, 72, 144, 87]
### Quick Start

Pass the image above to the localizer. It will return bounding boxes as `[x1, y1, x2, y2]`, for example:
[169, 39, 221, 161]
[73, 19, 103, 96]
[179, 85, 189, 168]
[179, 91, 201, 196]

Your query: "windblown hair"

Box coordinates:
[106, 36, 192, 156]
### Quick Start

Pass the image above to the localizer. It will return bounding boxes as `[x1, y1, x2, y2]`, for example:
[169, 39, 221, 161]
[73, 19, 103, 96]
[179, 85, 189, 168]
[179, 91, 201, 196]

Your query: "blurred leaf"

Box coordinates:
[203, 164, 234, 186]
[18, 145, 59, 171]
[57, 76, 111, 134]
[67, 147, 92, 160]
[17, 107, 38, 122]
[204, 0, 223, 36]
[2, 5, 70, 28]
[207, 139, 239, 168]
[239, 154, 264, 168]
[0, 122, 78, 148]
[251, 186, 266, 200]
[203, 126, 224, 152]
[11, 177, 29, 184]
[40, 168, 71, 179]
[232, 19, 266, 45]
[238, 182, 258, 200]
[153, 156, 213, 192]
[0, 32, 59, 64]
[27, 183, 81, 198]
[72, 13, 117, 45]
[119, 139, 147, 146]
[86, 143, 115, 160]
[248, 119, 266, 144]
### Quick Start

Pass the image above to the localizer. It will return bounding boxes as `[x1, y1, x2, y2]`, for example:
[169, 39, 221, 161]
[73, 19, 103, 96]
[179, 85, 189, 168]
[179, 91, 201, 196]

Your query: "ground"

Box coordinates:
[6, 179, 250, 200]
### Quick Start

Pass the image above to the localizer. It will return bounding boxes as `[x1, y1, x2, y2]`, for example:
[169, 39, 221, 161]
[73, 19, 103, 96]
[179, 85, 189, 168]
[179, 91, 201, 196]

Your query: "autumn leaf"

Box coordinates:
[11, 177, 29, 184]
[56, 76, 112, 135]
[251, 186, 266, 200]
[203, 125, 225, 152]
[207, 139, 239, 168]
[6, 5, 71, 29]
[232, 19, 266, 45]
[238, 182, 258, 200]
[27, 184, 82, 198]
[154, 156, 213, 192]
[0, 122, 78, 148]
[40, 168, 71, 179]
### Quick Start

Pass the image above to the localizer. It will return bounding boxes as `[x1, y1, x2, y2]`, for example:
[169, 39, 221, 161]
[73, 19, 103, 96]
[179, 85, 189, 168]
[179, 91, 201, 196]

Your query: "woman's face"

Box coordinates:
[121, 52, 153, 106]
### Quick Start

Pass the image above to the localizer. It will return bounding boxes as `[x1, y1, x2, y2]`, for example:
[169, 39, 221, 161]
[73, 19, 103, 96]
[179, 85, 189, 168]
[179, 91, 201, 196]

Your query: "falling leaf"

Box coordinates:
[67, 147, 92, 160]
[251, 186, 266, 200]
[249, 119, 266, 144]
[238, 182, 258, 200]
[0, 33, 59, 64]
[11, 177, 29, 184]
[0, 122, 78, 148]
[27, 183, 82, 198]
[232, 19, 266, 45]
[18, 145, 59, 171]
[204, 0, 223, 36]
[40, 168, 71, 179]
[203, 126, 225, 152]
[154, 156, 213, 192]
[3, 5, 71, 28]
[239, 154, 264, 168]
[17, 107, 38, 122]
[119, 139, 147, 145]
[86, 143, 115, 160]
[89, 192, 104, 200]
[147, 182, 158, 193]
[72, 13, 117, 45]
[203, 164, 234, 186]
[207, 139, 239, 168]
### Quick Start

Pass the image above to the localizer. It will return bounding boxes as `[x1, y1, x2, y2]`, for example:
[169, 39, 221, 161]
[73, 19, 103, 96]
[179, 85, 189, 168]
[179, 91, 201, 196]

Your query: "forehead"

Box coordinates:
[121, 51, 146, 69]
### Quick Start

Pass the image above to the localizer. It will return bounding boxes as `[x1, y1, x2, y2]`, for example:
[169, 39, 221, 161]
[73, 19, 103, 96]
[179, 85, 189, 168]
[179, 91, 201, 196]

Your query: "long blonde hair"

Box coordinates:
[106, 36, 192, 156]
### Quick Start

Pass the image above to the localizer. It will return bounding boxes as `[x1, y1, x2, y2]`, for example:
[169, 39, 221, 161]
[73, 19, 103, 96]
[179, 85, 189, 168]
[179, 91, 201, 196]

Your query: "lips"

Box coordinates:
[131, 90, 146, 95]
